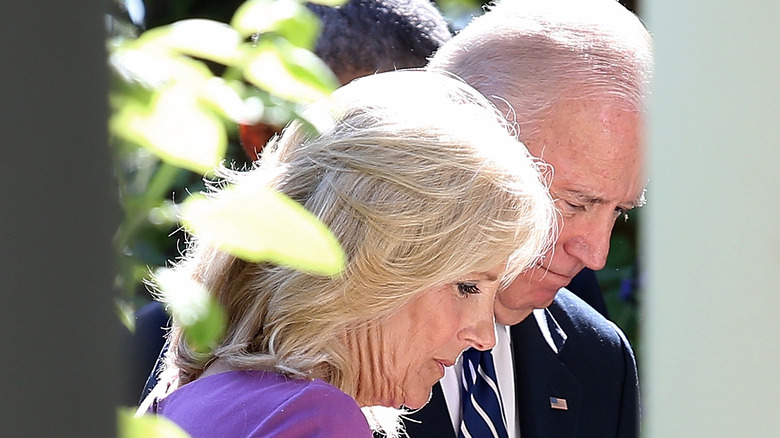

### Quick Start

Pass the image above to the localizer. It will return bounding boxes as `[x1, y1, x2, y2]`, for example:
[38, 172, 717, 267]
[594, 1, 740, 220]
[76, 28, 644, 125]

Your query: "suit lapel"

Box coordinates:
[511, 302, 583, 438]
[539, 307, 568, 354]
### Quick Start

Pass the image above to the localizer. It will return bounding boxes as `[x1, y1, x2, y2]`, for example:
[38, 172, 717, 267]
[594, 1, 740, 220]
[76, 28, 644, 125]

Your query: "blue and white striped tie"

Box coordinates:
[458, 348, 509, 438]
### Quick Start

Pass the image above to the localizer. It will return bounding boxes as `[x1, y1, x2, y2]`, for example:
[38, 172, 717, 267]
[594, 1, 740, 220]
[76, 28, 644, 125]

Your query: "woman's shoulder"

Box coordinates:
[156, 370, 372, 437]
[270, 376, 373, 435]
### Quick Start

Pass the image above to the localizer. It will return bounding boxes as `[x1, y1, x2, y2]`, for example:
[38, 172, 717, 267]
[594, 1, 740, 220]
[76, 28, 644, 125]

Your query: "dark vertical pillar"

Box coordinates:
[0, 1, 126, 435]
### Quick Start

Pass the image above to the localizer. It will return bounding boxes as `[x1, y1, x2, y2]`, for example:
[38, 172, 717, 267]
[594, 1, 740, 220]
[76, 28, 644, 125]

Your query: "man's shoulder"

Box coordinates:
[550, 288, 633, 354]
[551, 288, 612, 329]
[509, 289, 640, 438]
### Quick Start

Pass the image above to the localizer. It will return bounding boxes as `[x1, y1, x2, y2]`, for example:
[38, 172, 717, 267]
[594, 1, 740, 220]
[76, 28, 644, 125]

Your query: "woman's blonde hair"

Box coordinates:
[161, 70, 556, 400]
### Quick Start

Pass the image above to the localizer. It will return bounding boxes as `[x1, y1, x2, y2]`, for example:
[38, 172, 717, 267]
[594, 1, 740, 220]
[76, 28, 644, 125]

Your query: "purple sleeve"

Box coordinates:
[251, 380, 373, 438]
[154, 372, 373, 438]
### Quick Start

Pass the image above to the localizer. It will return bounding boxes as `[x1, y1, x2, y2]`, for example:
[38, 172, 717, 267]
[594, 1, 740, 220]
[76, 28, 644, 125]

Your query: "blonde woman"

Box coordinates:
[145, 70, 556, 437]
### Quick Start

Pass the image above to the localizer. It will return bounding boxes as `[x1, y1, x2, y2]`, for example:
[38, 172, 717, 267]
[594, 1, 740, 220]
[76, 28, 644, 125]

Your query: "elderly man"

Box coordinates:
[406, 1, 652, 437]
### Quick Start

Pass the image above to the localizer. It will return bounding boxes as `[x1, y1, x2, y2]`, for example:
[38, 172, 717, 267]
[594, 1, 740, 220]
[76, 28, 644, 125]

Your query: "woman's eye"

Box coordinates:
[457, 282, 481, 297]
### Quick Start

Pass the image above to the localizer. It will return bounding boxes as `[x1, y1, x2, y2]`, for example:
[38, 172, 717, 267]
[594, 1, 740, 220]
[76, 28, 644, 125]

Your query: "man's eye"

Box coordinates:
[556, 199, 585, 214]
[457, 282, 481, 297]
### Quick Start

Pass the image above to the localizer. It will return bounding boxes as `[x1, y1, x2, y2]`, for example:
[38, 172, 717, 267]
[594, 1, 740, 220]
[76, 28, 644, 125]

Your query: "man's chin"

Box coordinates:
[494, 300, 539, 325]
[498, 288, 559, 323]
[496, 275, 567, 324]
[532, 286, 560, 308]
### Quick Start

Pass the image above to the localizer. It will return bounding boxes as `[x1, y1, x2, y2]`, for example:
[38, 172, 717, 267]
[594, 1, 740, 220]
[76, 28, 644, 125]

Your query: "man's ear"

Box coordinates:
[239, 122, 279, 160]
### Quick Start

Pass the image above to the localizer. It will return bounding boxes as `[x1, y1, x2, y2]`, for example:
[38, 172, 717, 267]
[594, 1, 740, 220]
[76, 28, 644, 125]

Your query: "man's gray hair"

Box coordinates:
[428, 0, 652, 142]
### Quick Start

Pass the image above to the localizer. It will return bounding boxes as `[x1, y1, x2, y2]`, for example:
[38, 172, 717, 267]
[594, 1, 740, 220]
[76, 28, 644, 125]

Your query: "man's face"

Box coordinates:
[495, 98, 645, 325]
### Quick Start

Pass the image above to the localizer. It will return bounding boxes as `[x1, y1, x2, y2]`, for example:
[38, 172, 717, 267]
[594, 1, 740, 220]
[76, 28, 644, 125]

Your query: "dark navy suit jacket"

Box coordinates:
[402, 289, 639, 438]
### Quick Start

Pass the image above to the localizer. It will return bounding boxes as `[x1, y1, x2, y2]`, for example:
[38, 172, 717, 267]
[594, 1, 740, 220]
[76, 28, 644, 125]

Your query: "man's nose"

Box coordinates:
[563, 215, 613, 271]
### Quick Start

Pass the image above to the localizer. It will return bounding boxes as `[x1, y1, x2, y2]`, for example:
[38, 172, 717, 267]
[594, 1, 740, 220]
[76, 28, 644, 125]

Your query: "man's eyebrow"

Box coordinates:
[562, 190, 606, 205]
[562, 189, 646, 210]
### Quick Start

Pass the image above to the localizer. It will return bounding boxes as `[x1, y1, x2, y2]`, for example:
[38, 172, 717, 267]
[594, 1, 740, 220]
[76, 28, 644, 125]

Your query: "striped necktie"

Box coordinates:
[458, 348, 509, 438]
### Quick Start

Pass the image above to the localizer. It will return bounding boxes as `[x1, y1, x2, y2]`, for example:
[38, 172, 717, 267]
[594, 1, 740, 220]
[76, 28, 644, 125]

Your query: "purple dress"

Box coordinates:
[152, 370, 372, 437]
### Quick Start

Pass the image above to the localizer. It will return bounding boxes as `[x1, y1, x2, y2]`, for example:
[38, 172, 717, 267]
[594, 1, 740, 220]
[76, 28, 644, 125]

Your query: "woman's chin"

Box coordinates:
[401, 388, 434, 411]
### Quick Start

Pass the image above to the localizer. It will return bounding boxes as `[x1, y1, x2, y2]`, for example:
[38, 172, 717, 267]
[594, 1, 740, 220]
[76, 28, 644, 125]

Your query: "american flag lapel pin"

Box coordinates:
[549, 397, 568, 410]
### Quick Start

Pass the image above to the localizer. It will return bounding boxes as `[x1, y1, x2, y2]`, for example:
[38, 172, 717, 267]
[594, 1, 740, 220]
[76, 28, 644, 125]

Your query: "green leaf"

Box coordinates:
[116, 299, 136, 333]
[109, 43, 215, 90]
[180, 186, 346, 276]
[154, 268, 227, 354]
[138, 19, 244, 67]
[183, 297, 227, 354]
[110, 85, 227, 175]
[118, 409, 192, 438]
[197, 77, 265, 124]
[244, 39, 338, 104]
[232, 0, 321, 48]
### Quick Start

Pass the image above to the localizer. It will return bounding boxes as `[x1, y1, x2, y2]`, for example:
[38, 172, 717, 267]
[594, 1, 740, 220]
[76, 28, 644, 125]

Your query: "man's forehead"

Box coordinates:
[526, 98, 642, 184]
[550, 167, 647, 209]
[553, 100, 637, 134]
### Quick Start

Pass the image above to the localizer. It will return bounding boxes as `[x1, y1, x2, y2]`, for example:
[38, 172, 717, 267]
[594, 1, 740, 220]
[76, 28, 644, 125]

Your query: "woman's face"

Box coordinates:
[350, 264, 505, 410]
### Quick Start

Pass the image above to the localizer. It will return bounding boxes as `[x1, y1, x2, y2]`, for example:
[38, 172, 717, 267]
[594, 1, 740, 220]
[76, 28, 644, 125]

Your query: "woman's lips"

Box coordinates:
[435, 359, 455, 378]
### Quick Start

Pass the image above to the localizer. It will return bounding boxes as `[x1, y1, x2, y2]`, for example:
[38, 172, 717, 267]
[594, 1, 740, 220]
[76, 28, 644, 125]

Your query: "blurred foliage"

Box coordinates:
[110, 0, 493, 304]
[109, 0, 348, 435]
[434, 0, 486, 30]
[110, 0, 349, 338]
[119, 407, 191, 438]
[598, 209, 642, 357]
[109, 0, 344, 308]
[153, 268, 227, 353]
[181, 186, 346, 274]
